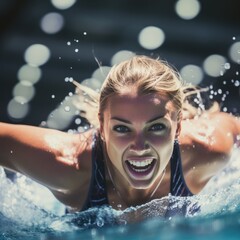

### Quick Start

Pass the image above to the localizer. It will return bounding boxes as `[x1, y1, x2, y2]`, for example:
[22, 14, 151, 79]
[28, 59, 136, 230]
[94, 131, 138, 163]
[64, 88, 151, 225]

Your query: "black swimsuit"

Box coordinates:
[82, 134, 193, 213]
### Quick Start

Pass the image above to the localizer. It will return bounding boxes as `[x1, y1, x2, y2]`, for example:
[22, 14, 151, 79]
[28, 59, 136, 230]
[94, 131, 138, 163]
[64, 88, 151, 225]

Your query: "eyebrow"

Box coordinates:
[110, 115, 165, 124]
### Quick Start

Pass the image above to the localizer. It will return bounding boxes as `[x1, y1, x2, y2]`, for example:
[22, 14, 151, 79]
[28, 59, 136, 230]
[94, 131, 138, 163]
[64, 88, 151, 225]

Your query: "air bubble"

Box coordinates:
[51, 95, 55, 99]
[223, 107, 227, 112]
[83, 32, 87, 35]
[232, 36, 236, 40]
[67, 41, 71, 46]
[75, 49, 79, 52]
[218, 89, 222, 94]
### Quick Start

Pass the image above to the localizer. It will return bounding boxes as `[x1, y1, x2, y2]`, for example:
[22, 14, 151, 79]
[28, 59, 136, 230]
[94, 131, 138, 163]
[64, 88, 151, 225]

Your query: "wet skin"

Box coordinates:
[99, 91, 181, 205]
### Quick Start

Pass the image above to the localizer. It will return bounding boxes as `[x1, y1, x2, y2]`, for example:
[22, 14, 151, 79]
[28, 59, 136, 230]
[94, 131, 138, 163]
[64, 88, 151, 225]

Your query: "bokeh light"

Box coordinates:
[7, 98, 30, 120]
[203, 54, 227, 77]
[229, 41, 240, 64]
[92, 66, 111, 84]
[12, 82, 35, 102]
[17, 64, 42, 84]
[81, 78, 103, 91]
[24, 44, 51, 67]
[40, 12, 64, 34]
[51, 0, 77, 10]
[175, 0, 201, 20]
[138, 26, 165, 50]
[46, 95, 78, 130]
[180, 64, 204, 85]
[111, 50, 135, 66]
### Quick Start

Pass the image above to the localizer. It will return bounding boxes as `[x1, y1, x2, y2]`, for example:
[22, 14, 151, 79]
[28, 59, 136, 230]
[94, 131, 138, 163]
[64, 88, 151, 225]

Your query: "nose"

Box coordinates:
[129, 134, 150, 154]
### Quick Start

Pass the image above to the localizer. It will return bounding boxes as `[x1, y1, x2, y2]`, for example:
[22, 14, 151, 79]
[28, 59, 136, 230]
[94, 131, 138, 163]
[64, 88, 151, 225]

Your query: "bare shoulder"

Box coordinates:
[178, 112, 239, 194]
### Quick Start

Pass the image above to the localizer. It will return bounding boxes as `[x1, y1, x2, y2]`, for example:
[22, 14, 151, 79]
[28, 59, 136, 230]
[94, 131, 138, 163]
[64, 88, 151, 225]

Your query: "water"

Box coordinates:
[0, 148, 240, 240]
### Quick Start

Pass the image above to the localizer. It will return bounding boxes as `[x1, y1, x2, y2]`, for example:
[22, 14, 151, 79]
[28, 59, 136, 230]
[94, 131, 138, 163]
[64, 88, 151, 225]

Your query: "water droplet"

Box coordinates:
[83, 32, 87, 35]
[75, 118, 81, 125]
[68, 92, 73, 96]
[209, 95, 213, 99]
[75, 49, 79, 53]
[223, 107, 227, 112]
[218, 89, 222, 94]
[58, 56, 61, 59]
[236, 71, 239, 75]
[64, 106, 70, 112]
[10, 150, 13, 154]
[74, 39, 79, 42]
[96, 217, 104, 227]
[67, 41, 71, 46]
[232, 36, 236, 40]
[51, 95, 55, 99]
[224, 63, 231, 70]
[234, 80, 240, 87]
[117, 204, 122, 208]
[223, 81, 226, 85]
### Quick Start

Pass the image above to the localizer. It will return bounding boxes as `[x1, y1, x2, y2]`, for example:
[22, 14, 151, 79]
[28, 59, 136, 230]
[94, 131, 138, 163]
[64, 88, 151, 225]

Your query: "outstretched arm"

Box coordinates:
[179, 112, 240, 193]
[0, 122, 92, 194]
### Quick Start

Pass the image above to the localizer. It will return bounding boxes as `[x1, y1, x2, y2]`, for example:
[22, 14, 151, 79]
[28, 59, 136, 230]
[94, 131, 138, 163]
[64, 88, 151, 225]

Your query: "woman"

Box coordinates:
[0, 55, 239, 217]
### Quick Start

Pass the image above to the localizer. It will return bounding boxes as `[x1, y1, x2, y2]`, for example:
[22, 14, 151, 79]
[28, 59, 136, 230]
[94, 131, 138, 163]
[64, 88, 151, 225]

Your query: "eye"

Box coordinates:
[113, 125, 130, 133]
[149, 123, 166, 132]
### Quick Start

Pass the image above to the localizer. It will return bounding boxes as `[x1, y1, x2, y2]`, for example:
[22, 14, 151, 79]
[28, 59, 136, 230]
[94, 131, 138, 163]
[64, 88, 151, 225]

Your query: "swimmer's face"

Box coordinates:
[100, 91, 181, 190]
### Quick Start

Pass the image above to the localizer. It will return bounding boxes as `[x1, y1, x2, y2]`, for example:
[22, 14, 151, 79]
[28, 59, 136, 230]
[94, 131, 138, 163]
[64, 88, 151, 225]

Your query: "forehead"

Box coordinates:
[105, 92, 177, 120]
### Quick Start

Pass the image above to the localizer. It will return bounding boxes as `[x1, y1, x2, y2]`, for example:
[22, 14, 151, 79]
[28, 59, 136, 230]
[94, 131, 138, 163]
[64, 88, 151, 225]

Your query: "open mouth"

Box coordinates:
[125, 158, 157, 179]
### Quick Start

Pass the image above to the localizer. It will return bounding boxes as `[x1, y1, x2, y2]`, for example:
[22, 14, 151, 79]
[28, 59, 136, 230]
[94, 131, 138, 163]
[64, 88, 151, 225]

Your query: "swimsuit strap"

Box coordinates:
[82, 138, 192, 211]
[170, 140, 193, 197]
[81, 132, 108, 210]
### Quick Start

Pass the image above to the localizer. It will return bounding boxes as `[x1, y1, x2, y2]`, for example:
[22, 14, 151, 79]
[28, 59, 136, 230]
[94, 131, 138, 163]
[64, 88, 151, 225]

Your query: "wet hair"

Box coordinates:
[98, 55, 184, 123]
[73, 55, 217, 128]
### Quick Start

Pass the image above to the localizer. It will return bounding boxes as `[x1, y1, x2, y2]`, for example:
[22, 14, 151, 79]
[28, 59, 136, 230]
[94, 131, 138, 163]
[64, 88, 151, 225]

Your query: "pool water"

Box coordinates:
[0, 148, 240, 240]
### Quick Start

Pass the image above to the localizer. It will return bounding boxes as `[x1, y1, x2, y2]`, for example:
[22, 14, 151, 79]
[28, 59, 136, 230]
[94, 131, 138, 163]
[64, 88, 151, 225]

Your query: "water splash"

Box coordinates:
[0, 148, 240, 239]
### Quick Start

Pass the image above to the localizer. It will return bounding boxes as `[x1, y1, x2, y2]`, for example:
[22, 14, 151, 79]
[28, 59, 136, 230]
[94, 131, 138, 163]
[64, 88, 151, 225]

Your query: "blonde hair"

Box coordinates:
[73, 55, 215, 128]
[98, 55, 184, 123]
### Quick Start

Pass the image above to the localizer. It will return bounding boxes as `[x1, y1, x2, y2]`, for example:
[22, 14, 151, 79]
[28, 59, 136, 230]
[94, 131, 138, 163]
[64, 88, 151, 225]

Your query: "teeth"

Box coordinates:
[128, 159, 154, 168]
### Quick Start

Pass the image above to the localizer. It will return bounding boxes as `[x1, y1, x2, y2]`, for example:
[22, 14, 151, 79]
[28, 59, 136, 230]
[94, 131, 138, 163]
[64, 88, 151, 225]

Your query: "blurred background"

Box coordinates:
[0, 0, 239, 131]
